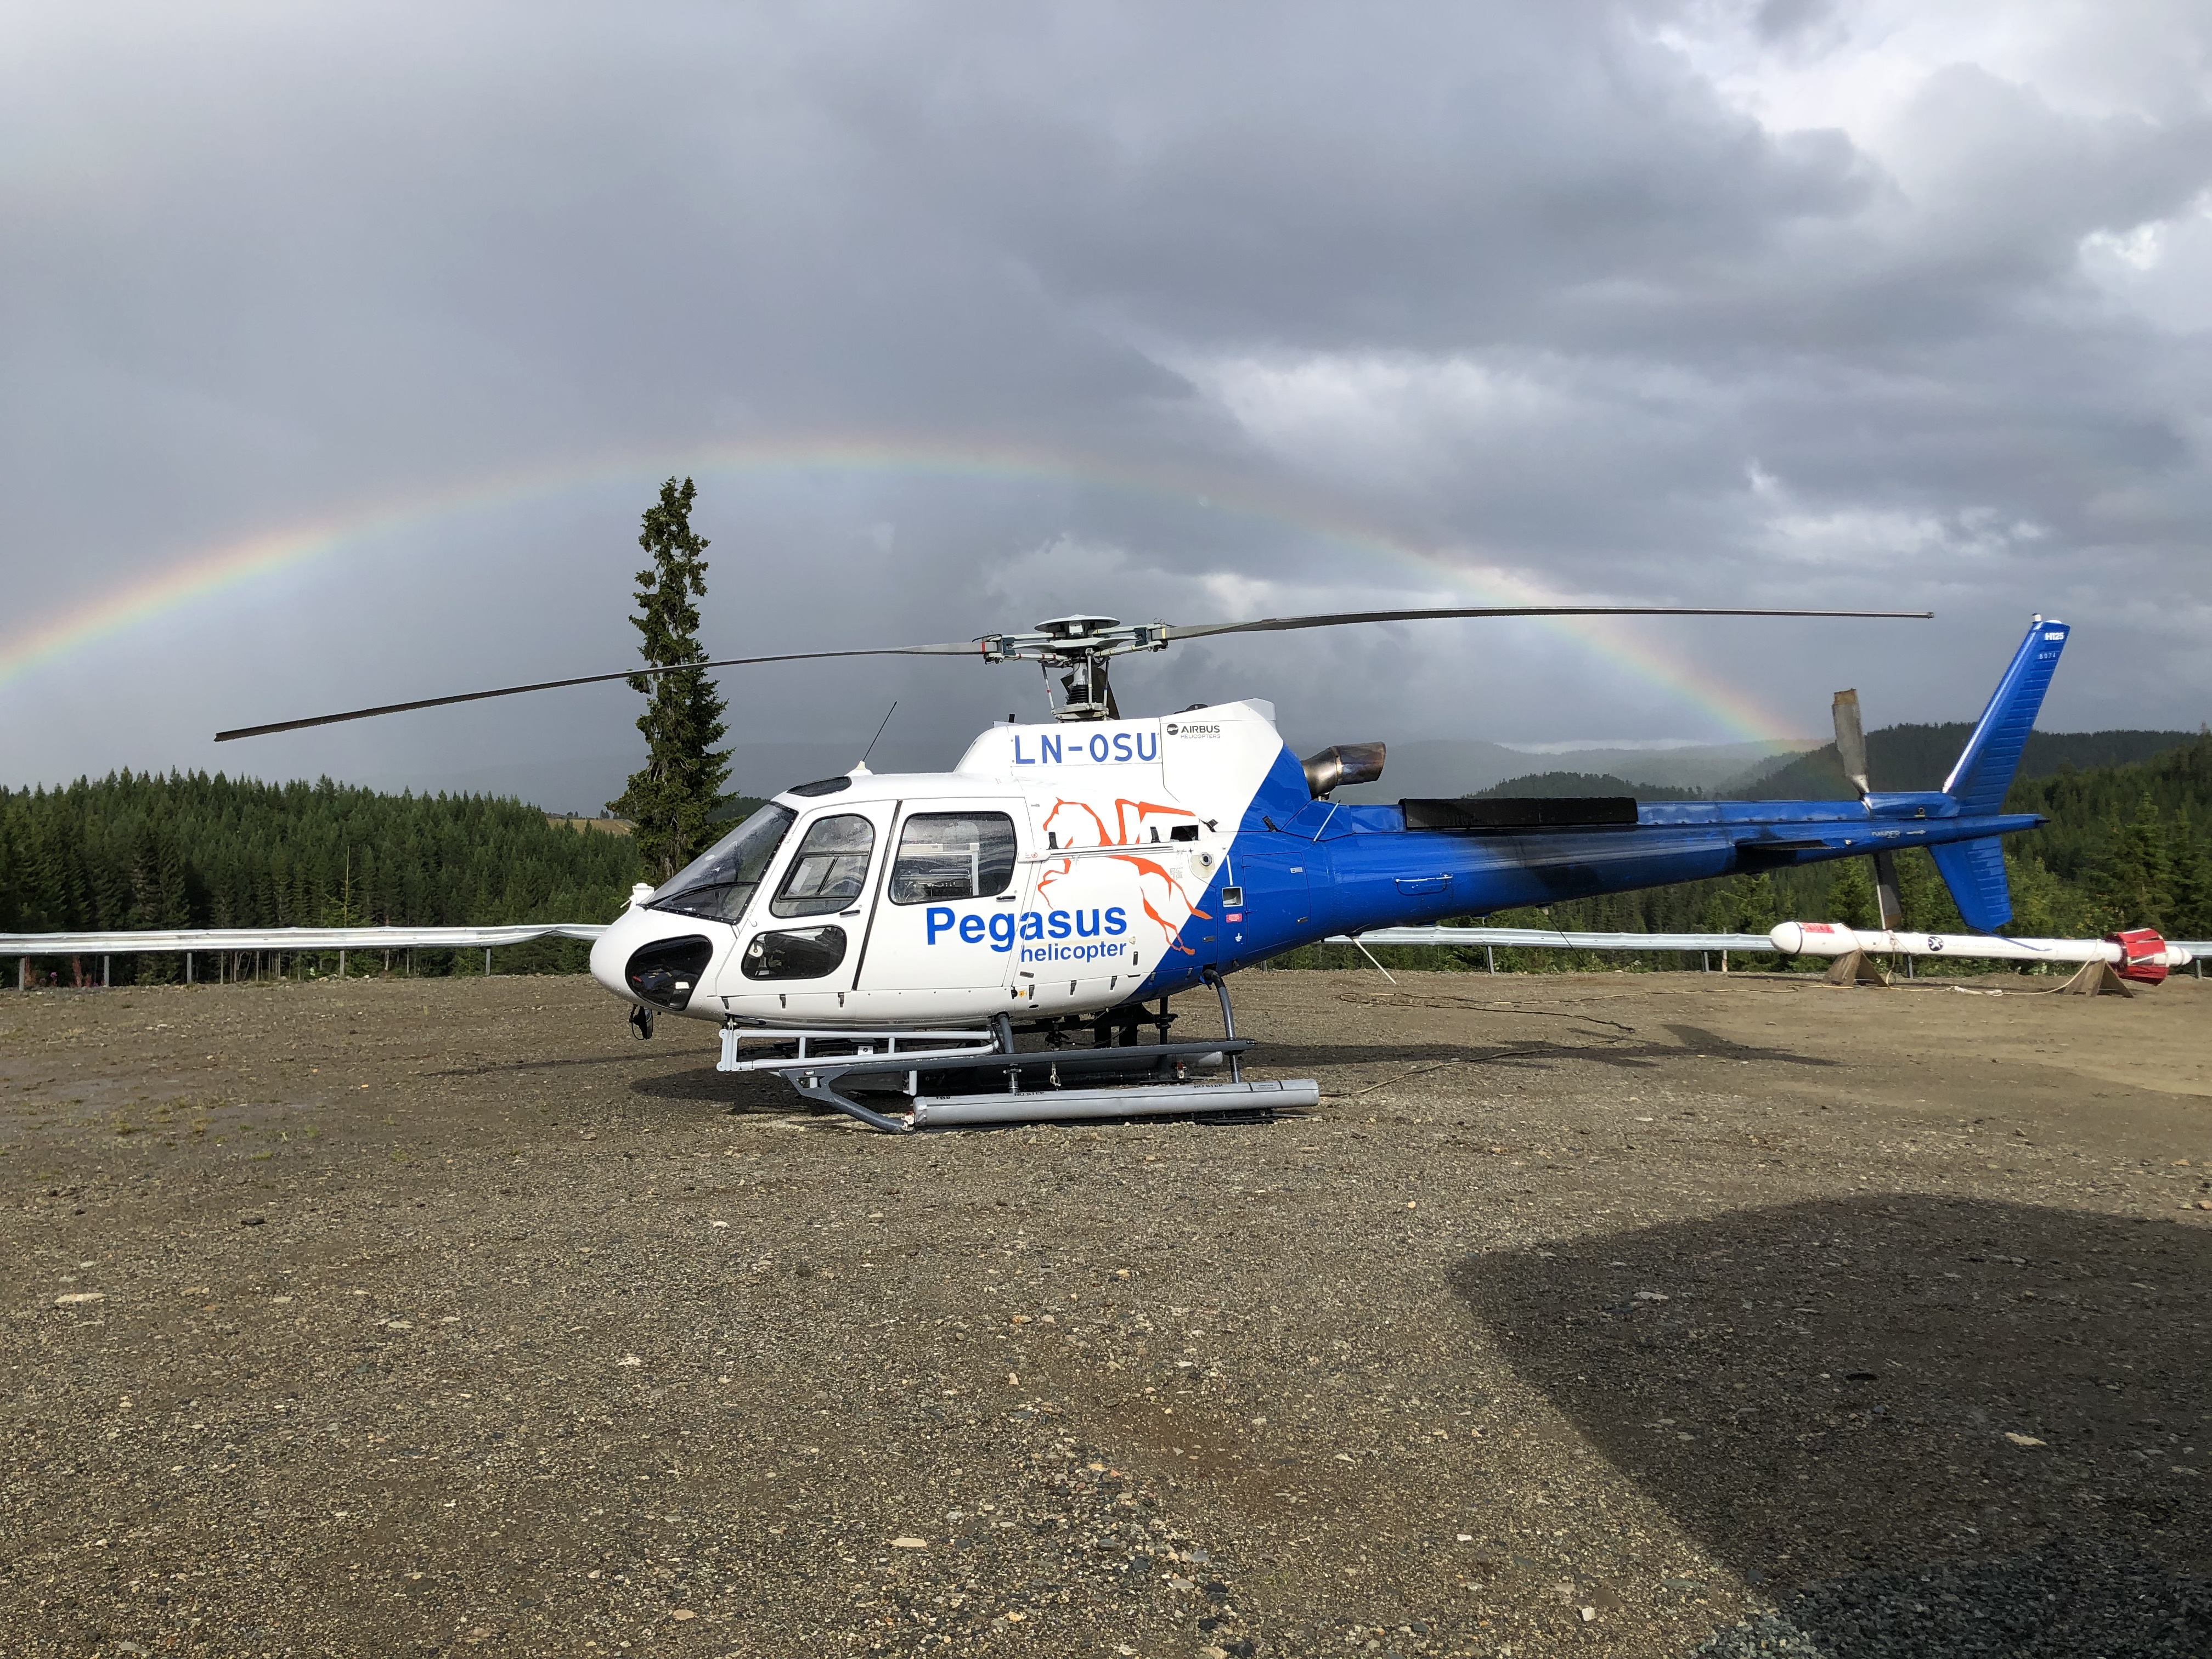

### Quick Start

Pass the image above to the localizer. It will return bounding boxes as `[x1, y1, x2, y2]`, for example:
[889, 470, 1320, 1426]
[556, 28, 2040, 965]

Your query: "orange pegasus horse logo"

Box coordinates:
[1037, 796, 1212, 957]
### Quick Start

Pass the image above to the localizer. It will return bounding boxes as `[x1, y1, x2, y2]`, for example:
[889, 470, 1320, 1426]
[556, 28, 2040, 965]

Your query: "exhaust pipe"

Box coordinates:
[1302, 743, 1386, 798]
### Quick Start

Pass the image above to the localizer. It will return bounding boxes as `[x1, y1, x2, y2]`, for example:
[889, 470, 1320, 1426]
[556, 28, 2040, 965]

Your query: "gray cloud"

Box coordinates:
[2, 0, 2206, 806]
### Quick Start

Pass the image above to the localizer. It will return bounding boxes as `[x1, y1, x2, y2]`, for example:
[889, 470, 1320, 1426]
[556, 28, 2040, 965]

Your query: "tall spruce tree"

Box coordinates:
[608, 478, 731, 882]
[1826, 857, 1876, 928]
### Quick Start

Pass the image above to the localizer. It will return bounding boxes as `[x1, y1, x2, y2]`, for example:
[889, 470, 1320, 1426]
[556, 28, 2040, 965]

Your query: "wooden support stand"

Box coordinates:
[1824, 950, 1893, 987]
[2053, 960, 2134, 997]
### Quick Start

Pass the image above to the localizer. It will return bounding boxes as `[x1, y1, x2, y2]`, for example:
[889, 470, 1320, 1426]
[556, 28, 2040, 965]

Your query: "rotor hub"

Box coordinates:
[1032, 614, 1122, 641]
[977, 618, 1172, 720]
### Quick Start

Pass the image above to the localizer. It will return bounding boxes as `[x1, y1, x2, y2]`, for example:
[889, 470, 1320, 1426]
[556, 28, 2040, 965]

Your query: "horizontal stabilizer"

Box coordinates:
[1929, 835, 2012, 932]
[1404, 797, 1638, 831]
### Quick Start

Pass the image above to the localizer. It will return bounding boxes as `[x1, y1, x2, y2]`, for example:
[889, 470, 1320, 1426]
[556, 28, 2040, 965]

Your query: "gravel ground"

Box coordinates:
[2, 967, 2208, 1659]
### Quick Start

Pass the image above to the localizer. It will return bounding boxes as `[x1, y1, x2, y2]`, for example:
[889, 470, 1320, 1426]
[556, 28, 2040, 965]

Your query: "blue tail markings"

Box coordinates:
[1927, 616, 2068, 930]
[1944, 618, 2068, 815]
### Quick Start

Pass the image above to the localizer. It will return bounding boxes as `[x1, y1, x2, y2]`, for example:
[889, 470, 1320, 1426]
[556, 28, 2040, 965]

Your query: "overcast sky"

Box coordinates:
[4, 0, 2207, 805]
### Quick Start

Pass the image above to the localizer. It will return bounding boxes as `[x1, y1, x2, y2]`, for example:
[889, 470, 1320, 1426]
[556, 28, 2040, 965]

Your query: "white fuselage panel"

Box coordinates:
[591, 703, 1286, 1029]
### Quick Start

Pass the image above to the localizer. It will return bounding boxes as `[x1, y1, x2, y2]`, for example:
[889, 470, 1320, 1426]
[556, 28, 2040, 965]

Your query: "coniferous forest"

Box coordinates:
[0, 774, 646, 984]
[3, 733, 2208, 986]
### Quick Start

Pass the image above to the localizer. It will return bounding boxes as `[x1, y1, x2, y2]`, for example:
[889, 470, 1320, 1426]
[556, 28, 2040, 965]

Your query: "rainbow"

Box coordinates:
[0, 435, 1805, 738]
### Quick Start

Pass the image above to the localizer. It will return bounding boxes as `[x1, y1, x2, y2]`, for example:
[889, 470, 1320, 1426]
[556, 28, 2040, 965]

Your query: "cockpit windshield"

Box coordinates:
[647, 803, 797, 924]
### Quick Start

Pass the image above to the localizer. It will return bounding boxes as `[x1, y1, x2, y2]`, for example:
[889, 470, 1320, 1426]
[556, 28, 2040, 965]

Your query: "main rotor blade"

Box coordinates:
[214, 641, 979, 741]
[1831, 688, 1873, 799]
[1163, 604, 1932, 642]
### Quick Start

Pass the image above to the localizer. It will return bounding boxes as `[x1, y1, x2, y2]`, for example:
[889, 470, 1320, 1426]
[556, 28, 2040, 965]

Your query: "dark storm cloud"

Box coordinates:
[1, 0, 2206, 802]
[820, 6, 1878, 347]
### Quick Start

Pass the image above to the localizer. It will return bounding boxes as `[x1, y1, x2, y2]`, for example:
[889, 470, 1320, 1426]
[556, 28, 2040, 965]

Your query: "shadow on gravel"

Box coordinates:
[1659, 1024, 1838, 1066]
[1260, 1030, 1836, 1074]
[627, 1065, 796, 1114]
[1258, 1040, 1572, 1068]
[1453, 1197, 2212, 1657]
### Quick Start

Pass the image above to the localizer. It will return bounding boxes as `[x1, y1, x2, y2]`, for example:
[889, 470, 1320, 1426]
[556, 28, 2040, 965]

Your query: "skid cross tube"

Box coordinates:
[715, 1026, 1001, 1074]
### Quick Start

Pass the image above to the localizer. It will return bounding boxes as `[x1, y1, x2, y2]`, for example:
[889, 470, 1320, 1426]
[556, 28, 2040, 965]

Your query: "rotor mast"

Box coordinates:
[979, 614, 1167, 721]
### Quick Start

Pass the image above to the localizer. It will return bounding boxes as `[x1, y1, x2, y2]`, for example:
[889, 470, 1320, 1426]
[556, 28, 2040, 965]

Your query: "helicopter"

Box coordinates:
[218, 604, 2067, 1130]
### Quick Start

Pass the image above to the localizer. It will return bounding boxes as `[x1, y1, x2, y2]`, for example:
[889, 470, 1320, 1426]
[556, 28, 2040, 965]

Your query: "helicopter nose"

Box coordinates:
[590, 901, 650, 1002]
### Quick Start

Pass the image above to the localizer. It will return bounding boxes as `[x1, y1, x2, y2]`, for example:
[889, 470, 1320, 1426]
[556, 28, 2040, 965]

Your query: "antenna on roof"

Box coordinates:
[854, 701, 899, 773]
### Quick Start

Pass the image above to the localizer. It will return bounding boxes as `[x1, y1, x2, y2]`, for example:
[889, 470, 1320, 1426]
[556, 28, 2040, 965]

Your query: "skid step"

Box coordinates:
[752, 1037, 1312, 1132]
[911, 1077, 1319, 1128]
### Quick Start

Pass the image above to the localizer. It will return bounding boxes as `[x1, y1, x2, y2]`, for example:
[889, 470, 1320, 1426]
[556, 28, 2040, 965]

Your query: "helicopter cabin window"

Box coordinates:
[648, 802, 796, 923]
[889, 811, 1018, 904]
[741, 924, 848, 980]
[770, 814, 876, 918]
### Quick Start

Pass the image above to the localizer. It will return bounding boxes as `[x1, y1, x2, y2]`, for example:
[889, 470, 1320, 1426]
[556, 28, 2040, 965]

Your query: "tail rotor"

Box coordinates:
[1832, 689, 1905, 931]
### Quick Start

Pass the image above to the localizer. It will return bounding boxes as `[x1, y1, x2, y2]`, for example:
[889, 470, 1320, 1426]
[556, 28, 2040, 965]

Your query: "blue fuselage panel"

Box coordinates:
[1135, 790, 2041, 1000]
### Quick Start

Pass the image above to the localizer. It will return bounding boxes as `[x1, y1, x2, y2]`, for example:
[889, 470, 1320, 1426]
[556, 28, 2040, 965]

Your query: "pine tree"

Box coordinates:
[2003, 848, 2086, 941]
[607, 478, 731, 883]
[2090, 792, 2172, 931]
[2159, 814, 2212, 942]
[1700, 881, 1741, 934]
[1827, 859, 1876, 928]
[1892, 845, 1964, 933]
[1732, 871, 1778, 934]
[2168, 810, 2210, 938]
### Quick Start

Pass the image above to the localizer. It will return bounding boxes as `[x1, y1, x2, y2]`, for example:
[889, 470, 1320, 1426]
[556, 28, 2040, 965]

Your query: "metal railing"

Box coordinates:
[1328, 926, 2208, 978]
[1, 924, 604, 954]
[1341, 926, 1780, 952]
[2, 923, 606, 988]
[5, 922, 2205, 986]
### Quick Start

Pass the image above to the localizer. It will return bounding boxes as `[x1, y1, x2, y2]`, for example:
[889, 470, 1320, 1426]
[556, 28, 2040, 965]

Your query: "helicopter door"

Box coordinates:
[718, 805, 893, 1022]
[849, 804, 1025, 1021]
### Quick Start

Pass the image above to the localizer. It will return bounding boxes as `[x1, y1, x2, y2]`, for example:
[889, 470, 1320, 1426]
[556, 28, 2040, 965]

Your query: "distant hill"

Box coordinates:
[1331, 737, 1816, 802]
[1743, 726, 2203, 800]
[544, 814, 633, 836]
[1472, 771, 1704, 802]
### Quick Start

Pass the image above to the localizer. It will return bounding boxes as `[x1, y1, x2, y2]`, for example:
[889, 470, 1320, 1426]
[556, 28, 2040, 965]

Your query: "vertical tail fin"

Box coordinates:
[1929, 836, 2012, 932]
[1943, 617, 2068, 816]
[1926, 615, 2068, 932]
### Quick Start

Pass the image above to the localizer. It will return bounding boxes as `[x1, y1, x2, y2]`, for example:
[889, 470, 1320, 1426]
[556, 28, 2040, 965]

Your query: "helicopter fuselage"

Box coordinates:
[589, 695, 2041, 1030]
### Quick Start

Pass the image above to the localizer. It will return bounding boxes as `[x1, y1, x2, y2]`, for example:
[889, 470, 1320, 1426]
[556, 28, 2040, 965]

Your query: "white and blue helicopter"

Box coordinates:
[221, 605, 2066, 1130]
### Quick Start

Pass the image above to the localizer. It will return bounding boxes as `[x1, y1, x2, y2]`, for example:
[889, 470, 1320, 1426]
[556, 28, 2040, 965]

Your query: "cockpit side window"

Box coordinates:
[648, 803, 796, 923]
[888, 811, 1017, 904]
[770, 813, 876, 918]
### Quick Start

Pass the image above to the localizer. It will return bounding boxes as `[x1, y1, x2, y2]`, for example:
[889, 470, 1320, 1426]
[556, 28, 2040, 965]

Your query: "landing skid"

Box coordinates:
[713, 984, 1316, 1133]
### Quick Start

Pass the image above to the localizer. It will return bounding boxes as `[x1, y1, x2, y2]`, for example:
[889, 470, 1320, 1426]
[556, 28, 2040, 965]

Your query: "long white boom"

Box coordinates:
[1769, 921, 2193, 968]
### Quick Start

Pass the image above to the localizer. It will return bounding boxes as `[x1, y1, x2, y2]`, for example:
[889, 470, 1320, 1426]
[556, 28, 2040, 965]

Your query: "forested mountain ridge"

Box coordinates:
[1471, 771, 1703, 802]
[1745, 725, 2200, 799]
[0, 772, 647, 980]
[2001, 735, 2212, 938]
